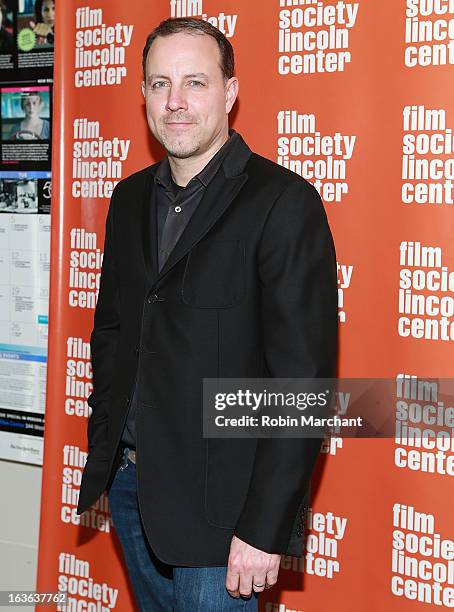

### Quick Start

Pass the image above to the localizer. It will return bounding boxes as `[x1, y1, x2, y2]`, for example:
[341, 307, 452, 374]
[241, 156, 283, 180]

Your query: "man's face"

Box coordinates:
[142, 32, 238, 159]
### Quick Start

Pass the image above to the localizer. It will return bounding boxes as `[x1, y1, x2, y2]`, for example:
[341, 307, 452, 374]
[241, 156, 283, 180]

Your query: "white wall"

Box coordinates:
[0, 460, 42, 612]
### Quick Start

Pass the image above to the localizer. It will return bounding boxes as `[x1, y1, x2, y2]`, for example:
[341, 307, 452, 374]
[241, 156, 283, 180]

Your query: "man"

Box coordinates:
[77, 16, 338, 612]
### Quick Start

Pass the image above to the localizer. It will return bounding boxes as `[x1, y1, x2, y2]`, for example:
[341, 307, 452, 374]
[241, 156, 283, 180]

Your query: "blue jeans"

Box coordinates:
[107, 447, 259, 611]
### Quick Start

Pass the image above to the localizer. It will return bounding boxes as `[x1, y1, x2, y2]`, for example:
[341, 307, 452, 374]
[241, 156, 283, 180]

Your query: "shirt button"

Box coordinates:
[174, 206, 182, 213]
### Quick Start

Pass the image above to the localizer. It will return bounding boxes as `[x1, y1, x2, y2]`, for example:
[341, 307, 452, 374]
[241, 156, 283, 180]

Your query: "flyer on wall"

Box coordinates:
[0, 0, 54, 80]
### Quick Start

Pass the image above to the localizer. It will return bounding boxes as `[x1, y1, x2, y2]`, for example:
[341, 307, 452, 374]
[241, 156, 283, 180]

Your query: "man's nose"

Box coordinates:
[165, 86, 188, 112]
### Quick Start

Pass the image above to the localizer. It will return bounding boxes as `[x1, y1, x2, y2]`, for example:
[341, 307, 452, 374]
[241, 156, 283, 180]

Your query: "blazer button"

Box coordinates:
[147, 293, 165, 303]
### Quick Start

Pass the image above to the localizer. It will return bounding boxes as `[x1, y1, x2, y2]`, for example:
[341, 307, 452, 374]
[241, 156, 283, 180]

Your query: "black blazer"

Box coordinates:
[76, 132, 338, 566]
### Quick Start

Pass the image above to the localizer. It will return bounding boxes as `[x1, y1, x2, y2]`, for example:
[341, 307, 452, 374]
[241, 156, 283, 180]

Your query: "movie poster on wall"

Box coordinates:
[0, 0, 54, 79]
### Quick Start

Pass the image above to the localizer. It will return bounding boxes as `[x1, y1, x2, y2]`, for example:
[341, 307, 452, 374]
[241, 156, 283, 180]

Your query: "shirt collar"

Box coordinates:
[154, 128, 239, 190]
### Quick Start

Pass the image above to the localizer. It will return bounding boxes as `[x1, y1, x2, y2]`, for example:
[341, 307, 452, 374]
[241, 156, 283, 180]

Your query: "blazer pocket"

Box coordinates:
[204, 438, 256, 529]
[182, 239, 245, 308]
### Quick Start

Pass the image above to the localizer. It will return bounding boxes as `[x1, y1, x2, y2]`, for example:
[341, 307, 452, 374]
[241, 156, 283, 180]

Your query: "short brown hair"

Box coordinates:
[142, 17, 234, 83]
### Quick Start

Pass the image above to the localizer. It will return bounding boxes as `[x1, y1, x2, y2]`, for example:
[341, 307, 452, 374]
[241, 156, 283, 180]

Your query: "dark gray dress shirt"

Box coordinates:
[120, 128, 239, 449]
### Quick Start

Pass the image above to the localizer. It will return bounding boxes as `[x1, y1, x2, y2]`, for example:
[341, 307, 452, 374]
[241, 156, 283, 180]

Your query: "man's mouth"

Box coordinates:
[165, 123, 194, 131]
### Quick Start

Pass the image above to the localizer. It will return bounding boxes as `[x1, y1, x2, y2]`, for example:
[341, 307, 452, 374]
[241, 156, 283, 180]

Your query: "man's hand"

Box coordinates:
[226, 535, 281, 598]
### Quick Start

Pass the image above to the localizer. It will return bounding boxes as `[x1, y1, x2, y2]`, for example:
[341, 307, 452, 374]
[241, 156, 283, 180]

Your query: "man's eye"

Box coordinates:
[151, 81, 168, 89]
[188, 80, 204, 87]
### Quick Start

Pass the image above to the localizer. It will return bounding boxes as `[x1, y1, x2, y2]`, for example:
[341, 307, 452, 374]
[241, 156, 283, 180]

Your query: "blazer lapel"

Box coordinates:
[141, 131, 252, 289]
[157, 168, 248, 282]
[141, 167, 159, 286]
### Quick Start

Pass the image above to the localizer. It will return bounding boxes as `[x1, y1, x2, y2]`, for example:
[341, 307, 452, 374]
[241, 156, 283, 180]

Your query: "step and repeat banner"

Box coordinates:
[36, 1, 454, 611]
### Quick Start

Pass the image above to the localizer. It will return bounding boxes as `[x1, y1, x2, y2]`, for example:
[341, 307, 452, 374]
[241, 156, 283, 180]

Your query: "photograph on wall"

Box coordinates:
[17, 0, 54, 68]
[0, 0, 15, 70]
[0, 0, 54, 79]
[0, 84, 51, 168]
[0, 172, 51, 213]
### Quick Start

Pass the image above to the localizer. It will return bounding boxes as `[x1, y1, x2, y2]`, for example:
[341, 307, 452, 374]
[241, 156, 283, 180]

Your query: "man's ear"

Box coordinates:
[225, 77, 239, 114]
[141, 81, 145, 98]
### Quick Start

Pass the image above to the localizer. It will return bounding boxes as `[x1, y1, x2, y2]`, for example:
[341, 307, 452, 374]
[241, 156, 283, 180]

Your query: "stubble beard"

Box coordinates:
[157, 121, 203, 159]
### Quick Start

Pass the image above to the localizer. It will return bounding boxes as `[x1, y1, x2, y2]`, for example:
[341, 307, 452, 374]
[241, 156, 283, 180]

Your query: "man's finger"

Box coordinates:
[239, 570, 253, 598]
[252, 572, 267, 593]
[225, 568, 240, 598]
[265, 568, 279, 589]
